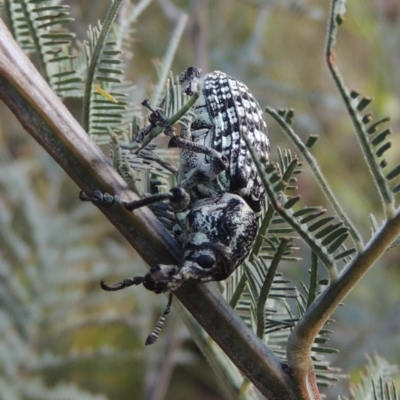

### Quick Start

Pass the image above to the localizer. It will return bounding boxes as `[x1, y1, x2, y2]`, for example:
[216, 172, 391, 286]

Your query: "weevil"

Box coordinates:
[82, 67, 269, 343]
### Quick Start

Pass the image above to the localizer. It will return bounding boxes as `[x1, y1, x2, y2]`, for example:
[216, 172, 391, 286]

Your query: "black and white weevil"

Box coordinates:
[82, 67, 269, 344]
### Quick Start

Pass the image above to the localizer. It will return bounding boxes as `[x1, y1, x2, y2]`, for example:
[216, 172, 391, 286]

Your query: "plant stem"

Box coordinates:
[256, 239, 289, 338]
[287, 209, 400, 396]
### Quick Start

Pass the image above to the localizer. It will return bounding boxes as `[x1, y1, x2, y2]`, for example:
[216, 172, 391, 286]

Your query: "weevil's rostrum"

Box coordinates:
[88, 67, 270, 343]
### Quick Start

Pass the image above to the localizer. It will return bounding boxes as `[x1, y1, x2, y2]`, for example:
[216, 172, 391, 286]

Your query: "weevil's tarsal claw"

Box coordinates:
[141, 98, 155, 113]
[145, 292, 173, 345]
[79, 190, 117, 206]
[79, 191, 91, 202]
[79, 190, 107, 204]
[100, 277, 144, 291]
[148, 109, 168, 127]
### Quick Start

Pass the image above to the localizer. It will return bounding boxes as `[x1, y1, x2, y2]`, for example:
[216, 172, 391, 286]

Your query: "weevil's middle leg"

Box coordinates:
[169, 136, 228, 190]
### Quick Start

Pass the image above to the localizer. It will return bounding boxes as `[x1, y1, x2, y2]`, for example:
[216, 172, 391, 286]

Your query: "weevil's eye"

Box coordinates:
[195, 254, 215, 269]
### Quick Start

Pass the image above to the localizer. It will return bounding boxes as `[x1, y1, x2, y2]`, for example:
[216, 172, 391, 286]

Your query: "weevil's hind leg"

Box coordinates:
[168, 136, 229, 190]
[100, 277, 144, 291]
[169, 136, 226, 164]
[145, 292, 173, 345]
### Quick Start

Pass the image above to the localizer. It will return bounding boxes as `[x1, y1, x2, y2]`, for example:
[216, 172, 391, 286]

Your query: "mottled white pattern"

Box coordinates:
[132, 68, 270, 295]
[185, 70, 270, 215]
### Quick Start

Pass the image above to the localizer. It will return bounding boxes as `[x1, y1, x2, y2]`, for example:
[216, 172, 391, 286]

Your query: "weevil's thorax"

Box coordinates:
[179, 71, 270, 216]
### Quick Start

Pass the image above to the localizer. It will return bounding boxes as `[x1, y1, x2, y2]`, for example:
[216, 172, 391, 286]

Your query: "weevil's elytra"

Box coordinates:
[179, 70, 270, 216]
[86, 67, 270, 343]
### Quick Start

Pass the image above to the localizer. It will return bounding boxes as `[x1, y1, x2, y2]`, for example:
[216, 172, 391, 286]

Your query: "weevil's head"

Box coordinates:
[179, 241, 233, 283]
[141, 264, 181, 293]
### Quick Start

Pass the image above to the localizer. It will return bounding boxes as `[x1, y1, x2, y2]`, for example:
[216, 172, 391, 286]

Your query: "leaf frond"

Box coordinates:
[82, 0, 131, 137]
[326, 0, 399, 219]
[349, 354, 399, 400]
[243, 134, 362, 282]
[5, 0, 80, 96]
[265, 106, 364, 250]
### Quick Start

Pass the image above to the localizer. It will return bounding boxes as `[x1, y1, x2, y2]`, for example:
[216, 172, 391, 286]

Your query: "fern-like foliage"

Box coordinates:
[244, 132, 357, 281]
[109, 73, 196, 198]
[338, 92, 400, 235]
[346, 354, 399, 400]
[81, 0, 133, 141]
[3, 0, 156, 138]
[226, 142, 345, 387]
[338, 89, 398, 217]
[326, 0, 400, 221]
[0, 148, 145, 399]
[80, 0, 188, 143]
[4, 0, 80, 96]
[265, 106, 364, 250]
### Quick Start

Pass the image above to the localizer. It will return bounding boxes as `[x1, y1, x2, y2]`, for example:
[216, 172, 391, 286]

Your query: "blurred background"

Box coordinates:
[0, 0, 400, 398]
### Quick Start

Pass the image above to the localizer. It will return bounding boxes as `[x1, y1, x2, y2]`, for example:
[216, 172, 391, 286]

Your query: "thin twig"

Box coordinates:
[256, 239, 289, 338]
[325, 0, 396, 219]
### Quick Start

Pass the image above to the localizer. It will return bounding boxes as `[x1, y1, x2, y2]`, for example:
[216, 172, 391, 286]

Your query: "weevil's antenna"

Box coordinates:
[100, 277, 144, 291]
[145, 292, 173, 345]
